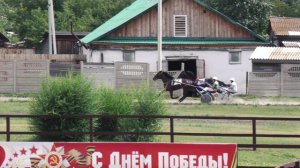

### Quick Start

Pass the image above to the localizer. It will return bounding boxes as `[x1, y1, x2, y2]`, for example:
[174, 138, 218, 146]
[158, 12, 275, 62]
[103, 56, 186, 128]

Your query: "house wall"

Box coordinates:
[110, 0, 252, 38]
[83, 47, 253, 94]
[37, 35, 84, 54]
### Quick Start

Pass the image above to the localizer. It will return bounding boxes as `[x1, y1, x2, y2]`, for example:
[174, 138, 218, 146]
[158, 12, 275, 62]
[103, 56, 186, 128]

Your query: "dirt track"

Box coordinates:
[165, 97, 300, 106]
[1, 96, 300, 106]
[0, 97, 31, 101]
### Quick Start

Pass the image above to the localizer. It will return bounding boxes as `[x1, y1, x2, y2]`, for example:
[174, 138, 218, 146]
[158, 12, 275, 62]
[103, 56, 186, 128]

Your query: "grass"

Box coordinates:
[0, 93, 37, 98]
[0, 101, 31, 114]
[1, 100, 300, 166]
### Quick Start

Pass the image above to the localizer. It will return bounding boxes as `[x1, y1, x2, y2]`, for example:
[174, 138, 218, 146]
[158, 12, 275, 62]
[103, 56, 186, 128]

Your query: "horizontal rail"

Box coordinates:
[1, 114, 300, 121]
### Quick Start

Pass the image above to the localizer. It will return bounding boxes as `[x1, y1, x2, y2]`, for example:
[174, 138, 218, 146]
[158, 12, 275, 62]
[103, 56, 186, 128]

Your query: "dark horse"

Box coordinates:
[153, 71, 196, 99]
[153, 71, 227, 102]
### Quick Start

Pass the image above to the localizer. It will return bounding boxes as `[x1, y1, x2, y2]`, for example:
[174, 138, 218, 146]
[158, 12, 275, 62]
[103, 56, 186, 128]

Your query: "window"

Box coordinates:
[229, 50, 241, 64]
[123, 51, 135, 62]
[174, 15, 187, 37]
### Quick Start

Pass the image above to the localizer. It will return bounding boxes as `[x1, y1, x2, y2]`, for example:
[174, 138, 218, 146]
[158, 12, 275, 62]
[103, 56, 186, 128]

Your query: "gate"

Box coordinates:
[81, 62, 115, 88]
[115, 62, 149, 88]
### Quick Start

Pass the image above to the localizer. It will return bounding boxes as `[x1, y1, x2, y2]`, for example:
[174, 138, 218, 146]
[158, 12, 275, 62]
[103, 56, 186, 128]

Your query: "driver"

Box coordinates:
[203, 76, 219, 93]
[212, 76, 219, 92]
[228, 78, 237, 94]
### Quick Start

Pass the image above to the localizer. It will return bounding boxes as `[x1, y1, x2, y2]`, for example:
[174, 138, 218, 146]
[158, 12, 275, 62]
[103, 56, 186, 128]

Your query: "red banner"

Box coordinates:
[0, 142, 237, 168]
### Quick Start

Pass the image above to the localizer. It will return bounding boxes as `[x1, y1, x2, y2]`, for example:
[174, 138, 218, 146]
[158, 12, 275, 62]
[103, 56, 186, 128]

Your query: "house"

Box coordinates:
[269, 16, 300, 47]
[37, 31, 89, 54]
[248, 47, 300, 97]
[0, 32, 9, 48]
[80, 0, 270, 94]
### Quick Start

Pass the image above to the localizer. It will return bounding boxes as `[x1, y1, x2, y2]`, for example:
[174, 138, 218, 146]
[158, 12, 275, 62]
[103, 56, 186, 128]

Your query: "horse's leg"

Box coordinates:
[166, 84, 179, 99]
[170, 90, 179, 99]
[178, 95, 186, 102]
[178, 89, 187, 102]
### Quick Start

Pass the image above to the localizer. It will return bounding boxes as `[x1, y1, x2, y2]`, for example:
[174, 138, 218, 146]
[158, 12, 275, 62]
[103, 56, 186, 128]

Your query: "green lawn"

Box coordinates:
[1, 100, 300, 167]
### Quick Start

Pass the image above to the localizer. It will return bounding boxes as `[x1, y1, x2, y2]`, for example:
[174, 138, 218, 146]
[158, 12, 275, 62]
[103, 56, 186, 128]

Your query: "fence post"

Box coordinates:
[280, 65, 283, 96]
[6, 116, 10, 141]
[170, 117, 174, 143]
[246, 71, 248, 95]
[252, 119, 256, 151]
[46, 60, 50, 77]
[13, 60, 16, 93]
[89, 117, 93, 142]
[80, 61, 83, 76]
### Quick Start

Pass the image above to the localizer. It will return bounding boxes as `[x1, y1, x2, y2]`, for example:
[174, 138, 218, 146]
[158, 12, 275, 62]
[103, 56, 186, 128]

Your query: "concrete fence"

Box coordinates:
[0, 54, 85, 63]
[0, 61, 153, 93]
[81, 62, 115, 88]
[248, 64, 300, 97]
[81, 62, 150, 89]
[0, 48, 35, 54]
[0, 60, 49, 93]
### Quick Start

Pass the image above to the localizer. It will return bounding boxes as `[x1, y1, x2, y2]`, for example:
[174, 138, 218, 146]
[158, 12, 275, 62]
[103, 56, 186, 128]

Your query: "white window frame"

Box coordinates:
[229, 50, 242, 64]
[173, 15, 187, 37]
[123, 51, 135, 62]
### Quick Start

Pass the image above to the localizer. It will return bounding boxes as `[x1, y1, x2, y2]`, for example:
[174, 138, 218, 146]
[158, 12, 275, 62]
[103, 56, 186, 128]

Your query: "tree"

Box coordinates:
[204, 0, 272, 35]
[3, 0, 134, 48]
[271, 0, 300, 17]
[55, 0, 134, 31]
[0, 0, 12, 34]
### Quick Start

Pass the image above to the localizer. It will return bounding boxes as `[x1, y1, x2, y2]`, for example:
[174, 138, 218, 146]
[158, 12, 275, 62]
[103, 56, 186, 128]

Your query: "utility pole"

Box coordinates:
[48, 0, 57, 54]
[48, 0, 52, 54]
[157, 0, 163, 71]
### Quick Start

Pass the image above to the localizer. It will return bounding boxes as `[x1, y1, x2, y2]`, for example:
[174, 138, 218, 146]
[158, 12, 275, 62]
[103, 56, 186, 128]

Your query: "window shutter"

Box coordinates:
[174, 15, 187, 37]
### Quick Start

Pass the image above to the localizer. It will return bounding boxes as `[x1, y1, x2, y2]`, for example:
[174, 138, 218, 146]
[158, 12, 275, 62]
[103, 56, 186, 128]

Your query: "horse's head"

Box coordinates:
[153, 71, 174, 82]
[153, 71, 164, 80]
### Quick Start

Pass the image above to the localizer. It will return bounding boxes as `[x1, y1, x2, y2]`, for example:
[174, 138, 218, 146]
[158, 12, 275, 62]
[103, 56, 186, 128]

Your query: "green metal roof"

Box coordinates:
[81, 0, 269, 44]
[94, 37, 270, 45]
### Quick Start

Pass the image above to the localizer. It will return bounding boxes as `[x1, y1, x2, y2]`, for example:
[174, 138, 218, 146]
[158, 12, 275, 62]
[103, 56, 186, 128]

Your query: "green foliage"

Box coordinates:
[1, 0, 299, 47]
[94, 84, 165, 142]
[204, 0, 272, 35]
[271, 0, 300, 17]
[55, 0, 134, 32]
[30, 72, 96, 141]
[0, 0, 9, 33]
[2, 0, 134, 47]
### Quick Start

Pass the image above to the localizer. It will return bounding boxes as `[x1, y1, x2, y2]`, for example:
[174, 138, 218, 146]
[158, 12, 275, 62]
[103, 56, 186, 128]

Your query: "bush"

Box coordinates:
[30, 73, 96, 141]
[94, 87, 133, 141]
[94, 84, 165, 142]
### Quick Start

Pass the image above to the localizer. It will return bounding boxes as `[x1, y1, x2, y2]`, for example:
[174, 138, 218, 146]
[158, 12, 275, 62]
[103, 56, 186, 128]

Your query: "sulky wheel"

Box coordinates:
[200, 93, 212, 104]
